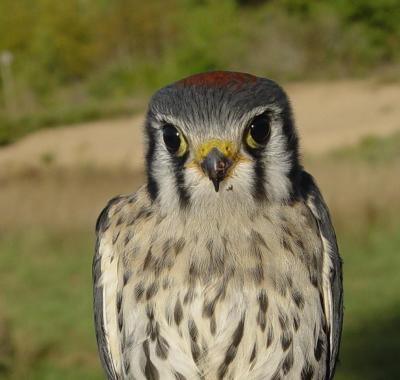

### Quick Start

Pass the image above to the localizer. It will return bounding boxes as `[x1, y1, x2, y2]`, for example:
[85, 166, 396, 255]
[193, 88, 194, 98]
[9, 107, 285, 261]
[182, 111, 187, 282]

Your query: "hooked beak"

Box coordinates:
[200, 147, 233, 192]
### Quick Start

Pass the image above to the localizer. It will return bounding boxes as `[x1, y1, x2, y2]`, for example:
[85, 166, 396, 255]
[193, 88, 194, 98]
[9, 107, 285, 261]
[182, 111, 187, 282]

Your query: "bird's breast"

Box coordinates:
[116, 198, 328, 379]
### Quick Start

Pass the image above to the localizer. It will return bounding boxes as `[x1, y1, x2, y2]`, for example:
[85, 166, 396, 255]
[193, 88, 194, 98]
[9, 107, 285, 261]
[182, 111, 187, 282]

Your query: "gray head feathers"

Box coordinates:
[145, 71, 301, 213]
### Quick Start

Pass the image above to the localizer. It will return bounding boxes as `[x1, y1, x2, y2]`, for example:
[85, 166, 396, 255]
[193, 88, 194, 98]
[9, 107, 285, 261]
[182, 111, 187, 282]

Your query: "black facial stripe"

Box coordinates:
[280, 107, 301, 200]
[252, 157, 267, 202]
[145, 117, 159, 201]
[172, 152, 190, 208]
[243, 136, 268, 202]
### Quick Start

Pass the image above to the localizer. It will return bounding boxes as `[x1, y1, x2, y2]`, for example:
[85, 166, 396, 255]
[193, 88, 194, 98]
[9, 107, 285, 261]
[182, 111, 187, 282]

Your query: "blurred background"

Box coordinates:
[0, 0, 399, 379]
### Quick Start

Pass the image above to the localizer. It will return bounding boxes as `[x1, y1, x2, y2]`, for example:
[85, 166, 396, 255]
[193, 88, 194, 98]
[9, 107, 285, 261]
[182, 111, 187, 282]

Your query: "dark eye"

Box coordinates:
[162, 124, 188, 156]
[245, 113, 271, 148]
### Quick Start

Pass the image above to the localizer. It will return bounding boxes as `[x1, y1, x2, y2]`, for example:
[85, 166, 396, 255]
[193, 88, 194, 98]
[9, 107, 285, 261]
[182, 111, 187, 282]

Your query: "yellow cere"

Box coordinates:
[186, 139, 249, 172]
[185, 139, 249, 176]
[195, 139, 235, 161]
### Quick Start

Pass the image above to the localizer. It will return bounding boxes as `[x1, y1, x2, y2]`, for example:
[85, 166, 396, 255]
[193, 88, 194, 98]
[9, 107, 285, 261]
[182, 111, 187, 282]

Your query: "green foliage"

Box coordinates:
[0, 0, 399, 144]
[335, 223, 400, 380]
[0, 229, 102, 380]
[1, 0, 399, 90]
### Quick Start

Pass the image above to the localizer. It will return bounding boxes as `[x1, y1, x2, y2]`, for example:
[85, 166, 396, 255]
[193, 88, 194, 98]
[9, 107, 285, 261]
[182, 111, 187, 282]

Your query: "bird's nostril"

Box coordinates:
[216, 160, 226, 172]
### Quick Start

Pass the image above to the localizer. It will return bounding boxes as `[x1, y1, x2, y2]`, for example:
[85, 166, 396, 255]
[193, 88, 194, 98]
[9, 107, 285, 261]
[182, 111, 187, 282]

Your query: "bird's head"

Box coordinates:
[145, 71, 300, 216]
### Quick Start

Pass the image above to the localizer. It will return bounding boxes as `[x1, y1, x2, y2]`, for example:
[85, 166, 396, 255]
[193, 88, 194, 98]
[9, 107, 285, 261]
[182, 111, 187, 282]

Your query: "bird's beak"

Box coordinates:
[199, 145, 233, 192]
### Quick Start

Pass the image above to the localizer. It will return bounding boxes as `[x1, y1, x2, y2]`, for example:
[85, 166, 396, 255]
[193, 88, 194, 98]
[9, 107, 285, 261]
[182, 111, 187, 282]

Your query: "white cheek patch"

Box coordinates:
[262, 121, 293, 201]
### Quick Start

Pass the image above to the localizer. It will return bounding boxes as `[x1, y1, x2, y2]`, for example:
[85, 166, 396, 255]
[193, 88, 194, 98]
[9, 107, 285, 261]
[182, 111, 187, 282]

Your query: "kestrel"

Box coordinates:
[93, 71, 343, 380]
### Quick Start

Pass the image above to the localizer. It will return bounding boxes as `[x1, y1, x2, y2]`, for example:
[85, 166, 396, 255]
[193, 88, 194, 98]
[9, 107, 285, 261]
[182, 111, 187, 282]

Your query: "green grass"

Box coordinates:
[0, 229, 102, 380]
[335, 223, 400, 380]
[0, 220, 399, 379]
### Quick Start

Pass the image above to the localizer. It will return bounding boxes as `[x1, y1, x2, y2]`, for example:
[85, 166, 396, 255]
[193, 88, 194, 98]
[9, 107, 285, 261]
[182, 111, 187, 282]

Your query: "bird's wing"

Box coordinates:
[93, 195, 127, 380]
[301, 171, 343, 379]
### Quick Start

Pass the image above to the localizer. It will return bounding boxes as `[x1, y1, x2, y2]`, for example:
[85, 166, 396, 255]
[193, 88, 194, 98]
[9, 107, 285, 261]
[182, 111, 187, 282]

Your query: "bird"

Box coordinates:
[92, 71, 343, 380]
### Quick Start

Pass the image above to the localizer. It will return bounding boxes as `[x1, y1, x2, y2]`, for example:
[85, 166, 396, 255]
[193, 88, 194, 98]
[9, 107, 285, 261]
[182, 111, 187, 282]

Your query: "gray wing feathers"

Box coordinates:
[301, 171, 343, 379]
[93, 197, 124, 380]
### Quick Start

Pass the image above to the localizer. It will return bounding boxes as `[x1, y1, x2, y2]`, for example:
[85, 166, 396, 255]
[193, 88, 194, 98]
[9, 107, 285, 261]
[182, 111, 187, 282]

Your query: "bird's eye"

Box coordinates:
[162, 124, 188, 156]
[245, 113, 271, 149]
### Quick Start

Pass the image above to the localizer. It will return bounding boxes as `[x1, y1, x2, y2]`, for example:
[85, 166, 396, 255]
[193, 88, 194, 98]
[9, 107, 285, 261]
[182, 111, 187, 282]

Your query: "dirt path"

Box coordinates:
[0, 80, 399, 174]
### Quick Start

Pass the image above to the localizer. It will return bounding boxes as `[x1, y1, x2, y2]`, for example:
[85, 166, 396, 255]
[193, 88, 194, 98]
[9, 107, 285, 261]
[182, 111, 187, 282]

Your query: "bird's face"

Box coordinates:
[145, 71, 300, 215]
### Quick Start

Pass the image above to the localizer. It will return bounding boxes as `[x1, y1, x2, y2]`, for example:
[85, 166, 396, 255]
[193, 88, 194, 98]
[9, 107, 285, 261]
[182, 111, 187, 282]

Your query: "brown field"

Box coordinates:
[1, 157, 399, 234]
[1, 80, 399, 175]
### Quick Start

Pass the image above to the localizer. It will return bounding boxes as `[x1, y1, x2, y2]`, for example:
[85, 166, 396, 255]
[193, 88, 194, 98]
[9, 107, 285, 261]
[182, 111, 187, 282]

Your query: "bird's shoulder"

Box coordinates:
[296, 169, 343, 379]
[92, 186, 157, 379]
[95, 186, 154, 240]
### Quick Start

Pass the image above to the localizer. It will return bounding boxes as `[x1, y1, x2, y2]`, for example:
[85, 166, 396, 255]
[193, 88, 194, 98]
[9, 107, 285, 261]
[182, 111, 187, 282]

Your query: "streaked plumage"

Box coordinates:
[93, 71, 343, 380]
